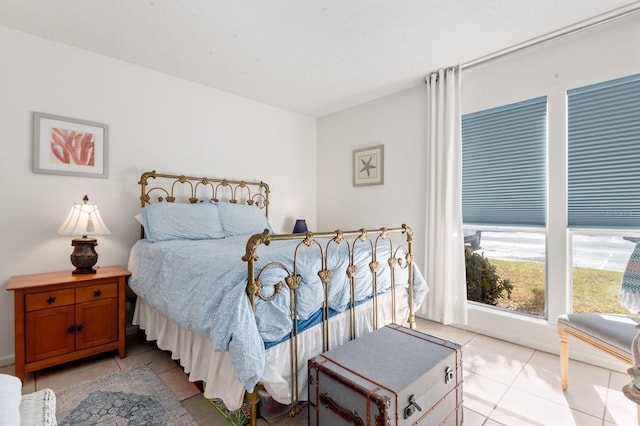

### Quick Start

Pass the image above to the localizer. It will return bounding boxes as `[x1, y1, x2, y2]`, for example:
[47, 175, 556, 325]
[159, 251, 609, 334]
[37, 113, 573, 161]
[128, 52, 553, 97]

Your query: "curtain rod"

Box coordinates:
[425, 2, 640, 80]
[462, 3, 640, 70]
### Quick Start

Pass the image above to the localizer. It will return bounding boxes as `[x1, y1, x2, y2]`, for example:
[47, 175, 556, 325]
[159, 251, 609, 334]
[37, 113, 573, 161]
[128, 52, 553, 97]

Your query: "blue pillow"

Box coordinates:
[141, 202, 224, 242]
[217, 202, 273, 237]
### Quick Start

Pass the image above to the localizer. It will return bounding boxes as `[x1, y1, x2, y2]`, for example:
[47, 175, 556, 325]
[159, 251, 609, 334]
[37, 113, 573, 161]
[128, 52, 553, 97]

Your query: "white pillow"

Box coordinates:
[217, 202, 273, 237]
[141, 202, 224, 242]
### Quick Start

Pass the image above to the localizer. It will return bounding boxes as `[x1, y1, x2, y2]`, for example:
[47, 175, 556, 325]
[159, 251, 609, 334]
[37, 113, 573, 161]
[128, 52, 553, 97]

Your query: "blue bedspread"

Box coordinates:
[127, 235, 428, 392]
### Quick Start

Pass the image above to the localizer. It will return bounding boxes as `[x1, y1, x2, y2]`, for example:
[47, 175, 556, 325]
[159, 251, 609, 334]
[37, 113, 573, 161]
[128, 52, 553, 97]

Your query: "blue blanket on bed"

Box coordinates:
[127, 235, 428, 392]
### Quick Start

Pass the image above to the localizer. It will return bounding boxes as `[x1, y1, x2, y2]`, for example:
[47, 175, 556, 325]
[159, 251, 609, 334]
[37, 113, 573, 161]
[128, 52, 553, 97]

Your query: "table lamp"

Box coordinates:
[292, 219, 308, 234]
[58, 195, 111, 274]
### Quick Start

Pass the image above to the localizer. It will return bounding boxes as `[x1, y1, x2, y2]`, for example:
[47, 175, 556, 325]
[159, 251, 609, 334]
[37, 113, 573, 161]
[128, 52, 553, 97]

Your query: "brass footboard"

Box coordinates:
[243, 226, 416, 425]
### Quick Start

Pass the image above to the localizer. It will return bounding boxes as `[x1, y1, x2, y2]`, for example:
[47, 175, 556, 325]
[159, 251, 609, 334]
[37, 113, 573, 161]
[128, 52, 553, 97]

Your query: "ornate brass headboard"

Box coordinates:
[138, 171, 270, 237]
[139, 170, 270, 210]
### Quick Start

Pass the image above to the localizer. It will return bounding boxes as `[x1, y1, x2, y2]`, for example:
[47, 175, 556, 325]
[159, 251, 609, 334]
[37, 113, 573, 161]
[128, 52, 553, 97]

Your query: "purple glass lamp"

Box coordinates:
[292, 219, 308, 234]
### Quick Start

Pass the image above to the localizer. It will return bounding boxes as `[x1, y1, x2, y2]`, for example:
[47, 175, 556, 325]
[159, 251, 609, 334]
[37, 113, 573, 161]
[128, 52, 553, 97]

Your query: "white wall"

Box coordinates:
[317, 12, 640, 369]
[317, 86, 429, 268]
[0, 26, 316, 365]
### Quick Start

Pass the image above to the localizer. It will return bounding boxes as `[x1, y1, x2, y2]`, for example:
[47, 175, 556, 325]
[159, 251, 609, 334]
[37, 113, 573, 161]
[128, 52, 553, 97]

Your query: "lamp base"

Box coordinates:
[70, 237, 99, 274]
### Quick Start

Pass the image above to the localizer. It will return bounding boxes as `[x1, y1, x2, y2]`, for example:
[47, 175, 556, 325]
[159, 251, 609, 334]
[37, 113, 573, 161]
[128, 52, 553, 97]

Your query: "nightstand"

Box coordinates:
[7, 265, 131, 381]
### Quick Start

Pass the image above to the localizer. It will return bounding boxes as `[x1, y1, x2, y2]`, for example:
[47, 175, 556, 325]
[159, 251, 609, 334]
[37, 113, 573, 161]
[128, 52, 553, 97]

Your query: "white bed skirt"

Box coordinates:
[133, 289, 410, 411]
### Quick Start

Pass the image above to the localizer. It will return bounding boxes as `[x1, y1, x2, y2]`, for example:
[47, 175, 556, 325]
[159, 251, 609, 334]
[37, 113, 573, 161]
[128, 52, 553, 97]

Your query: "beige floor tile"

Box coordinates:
[525, 349, 612, 388]
[463, 334, 534, 385]
[35, 355, 121, 392]
[114, 345, 178, 373]
[263, 405, 307, 425]
[484, 419, 506, 426]
[463, 370, 510, 417]
[604, 370, 638, 425]
[605, 420, 627, 426]
[415, 318, 476, 345]
[527, 349, 612, 390]
[414, 316, 431, 327]
[158, 366, 201, 401]
[0, 364, 14, 375]
[511, 353, 608, 419]
[465, 334, 536, 361]
[21, 372, 36, 394]
[181, 394, 233, 425]
[490, 386, 603, 426]
[463, 407, 488, 425]
[124, 332, 158, 357]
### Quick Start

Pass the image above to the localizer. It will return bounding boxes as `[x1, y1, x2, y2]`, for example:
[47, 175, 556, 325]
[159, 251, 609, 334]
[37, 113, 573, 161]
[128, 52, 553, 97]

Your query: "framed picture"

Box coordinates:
[33, 112, 108, 178]
[353, 144, 384, 187]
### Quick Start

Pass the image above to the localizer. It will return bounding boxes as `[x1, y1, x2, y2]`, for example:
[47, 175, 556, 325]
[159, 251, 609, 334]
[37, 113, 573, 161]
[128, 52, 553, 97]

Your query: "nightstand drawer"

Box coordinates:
[76, 283, 117, 303]
[26, 289, 74, 311]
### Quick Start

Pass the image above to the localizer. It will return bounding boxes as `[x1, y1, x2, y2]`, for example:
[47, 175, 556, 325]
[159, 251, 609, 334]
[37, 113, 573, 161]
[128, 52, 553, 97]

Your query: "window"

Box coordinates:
[567, 73, 640, 229]
[467, 230, 547, 316]
[571, 234, 636, 314]
[462, 97, 547, 227]
[568, 73, 640, 312]
[462, 97, 548, 316]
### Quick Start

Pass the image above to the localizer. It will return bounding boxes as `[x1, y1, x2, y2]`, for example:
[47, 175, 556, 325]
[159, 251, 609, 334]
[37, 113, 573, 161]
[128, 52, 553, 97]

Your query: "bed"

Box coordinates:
[127, 171, 429, 424]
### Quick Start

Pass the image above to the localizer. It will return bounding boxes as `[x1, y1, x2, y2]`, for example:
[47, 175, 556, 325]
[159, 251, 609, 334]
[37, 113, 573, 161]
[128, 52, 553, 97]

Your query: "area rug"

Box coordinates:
[55, 363, 198, 425]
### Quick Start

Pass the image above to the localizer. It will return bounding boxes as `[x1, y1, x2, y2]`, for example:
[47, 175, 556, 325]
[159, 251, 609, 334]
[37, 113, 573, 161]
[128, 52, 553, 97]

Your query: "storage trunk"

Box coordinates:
[308, 324, 462, 425]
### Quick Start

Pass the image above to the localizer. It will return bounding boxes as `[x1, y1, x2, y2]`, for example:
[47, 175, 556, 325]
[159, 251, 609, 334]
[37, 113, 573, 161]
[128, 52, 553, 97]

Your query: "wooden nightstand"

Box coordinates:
[7, 265, 131, 381]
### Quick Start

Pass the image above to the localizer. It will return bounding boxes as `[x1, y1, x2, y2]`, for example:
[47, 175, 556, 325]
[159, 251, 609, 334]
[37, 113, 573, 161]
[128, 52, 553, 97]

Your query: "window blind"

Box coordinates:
[462, 97, 547, 226]
[568, 73, 640, 228]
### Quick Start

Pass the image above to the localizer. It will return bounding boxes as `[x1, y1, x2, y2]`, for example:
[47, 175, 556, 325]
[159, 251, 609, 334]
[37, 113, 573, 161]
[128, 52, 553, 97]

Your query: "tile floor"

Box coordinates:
[1, 317, 637, 425]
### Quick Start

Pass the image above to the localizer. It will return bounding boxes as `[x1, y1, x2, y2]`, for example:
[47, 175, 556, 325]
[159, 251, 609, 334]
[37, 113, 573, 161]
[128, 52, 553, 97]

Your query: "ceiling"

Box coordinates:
[1, 1, 639, 117]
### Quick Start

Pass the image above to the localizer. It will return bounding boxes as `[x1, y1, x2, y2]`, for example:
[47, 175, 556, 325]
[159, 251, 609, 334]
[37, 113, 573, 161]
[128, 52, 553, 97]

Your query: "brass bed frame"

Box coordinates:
[137, 171, 417, 425]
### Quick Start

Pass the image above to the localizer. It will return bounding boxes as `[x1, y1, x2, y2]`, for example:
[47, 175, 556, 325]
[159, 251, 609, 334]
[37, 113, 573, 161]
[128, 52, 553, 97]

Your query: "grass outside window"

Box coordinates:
[485, 259, 626, 315]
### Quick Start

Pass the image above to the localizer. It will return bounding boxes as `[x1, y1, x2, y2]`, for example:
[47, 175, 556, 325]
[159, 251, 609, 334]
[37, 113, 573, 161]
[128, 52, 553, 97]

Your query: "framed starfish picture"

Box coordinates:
[353, 144, 384, 187]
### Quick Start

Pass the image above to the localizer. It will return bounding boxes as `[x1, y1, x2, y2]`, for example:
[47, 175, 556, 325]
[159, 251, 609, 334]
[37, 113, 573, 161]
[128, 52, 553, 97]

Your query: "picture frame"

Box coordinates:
[33, 112, 108, 178]
[353, 144, 384, 187]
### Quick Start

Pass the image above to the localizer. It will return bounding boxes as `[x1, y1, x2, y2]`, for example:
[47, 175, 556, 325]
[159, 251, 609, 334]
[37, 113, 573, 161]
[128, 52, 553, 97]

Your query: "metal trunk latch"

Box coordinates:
[403, 394, 422, 419]
[445, 366, 454, 384]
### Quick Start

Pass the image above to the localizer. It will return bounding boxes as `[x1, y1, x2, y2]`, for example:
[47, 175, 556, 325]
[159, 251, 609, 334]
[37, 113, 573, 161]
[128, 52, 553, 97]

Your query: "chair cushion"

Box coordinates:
[558, 313, 639, 356]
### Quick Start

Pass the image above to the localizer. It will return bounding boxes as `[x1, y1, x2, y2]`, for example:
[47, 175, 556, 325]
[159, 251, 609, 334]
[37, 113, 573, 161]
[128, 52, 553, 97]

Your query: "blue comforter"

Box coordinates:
[127, 235, 428, 392]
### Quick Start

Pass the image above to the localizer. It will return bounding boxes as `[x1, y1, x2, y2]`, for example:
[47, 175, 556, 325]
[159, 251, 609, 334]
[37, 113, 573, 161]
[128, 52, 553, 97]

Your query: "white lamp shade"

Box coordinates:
[58, 199, 111, 237]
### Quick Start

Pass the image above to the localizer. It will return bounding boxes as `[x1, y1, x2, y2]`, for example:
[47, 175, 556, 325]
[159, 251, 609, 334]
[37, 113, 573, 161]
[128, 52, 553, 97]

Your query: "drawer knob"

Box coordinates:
[76, 324, 84, 332]
[67, 326, 75, 333]
[94, 289, 102, 297]
[47, 296, 56, 304]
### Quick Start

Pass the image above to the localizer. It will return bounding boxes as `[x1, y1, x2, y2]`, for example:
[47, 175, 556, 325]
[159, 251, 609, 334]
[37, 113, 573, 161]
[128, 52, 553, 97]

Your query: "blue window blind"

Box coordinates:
[462, 97, 547, 226]
[568, 73, 640, 228]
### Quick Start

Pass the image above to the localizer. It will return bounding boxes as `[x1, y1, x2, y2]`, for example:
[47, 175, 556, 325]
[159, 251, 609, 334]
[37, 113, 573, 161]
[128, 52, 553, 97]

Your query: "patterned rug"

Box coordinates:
[55, 364, 198, 425]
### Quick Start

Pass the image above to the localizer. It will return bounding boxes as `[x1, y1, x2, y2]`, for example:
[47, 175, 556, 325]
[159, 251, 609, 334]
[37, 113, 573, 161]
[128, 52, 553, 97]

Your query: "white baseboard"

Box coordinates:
[0, 354, 15, 368]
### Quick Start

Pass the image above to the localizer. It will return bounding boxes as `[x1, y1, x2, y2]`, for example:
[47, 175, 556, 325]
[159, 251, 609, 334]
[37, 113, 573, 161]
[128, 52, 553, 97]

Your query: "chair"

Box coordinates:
[0, 374, 57, 426]
[558, 242, 640, 423]
[557, 313, 639, 390]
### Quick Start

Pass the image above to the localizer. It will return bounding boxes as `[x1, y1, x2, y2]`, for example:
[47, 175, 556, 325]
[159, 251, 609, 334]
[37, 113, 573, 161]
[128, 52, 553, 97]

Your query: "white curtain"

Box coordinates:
[423, 67, 467, 325]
